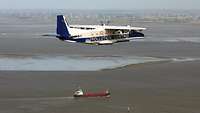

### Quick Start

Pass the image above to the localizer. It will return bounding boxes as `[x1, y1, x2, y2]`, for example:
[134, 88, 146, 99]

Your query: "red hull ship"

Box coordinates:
[73, 89, 110, 98]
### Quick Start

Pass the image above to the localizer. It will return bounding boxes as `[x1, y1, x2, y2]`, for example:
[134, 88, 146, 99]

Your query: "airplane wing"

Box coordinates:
[70, 25, 146, 31]
[70, 25, 97, 29]
[103, 25, 146, 31]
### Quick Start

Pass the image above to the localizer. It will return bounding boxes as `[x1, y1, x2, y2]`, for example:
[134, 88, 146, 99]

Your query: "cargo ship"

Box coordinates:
[73, 88, 110, 98]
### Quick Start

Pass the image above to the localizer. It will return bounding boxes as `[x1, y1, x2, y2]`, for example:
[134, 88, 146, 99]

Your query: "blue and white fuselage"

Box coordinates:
[56, 15, 146, 45]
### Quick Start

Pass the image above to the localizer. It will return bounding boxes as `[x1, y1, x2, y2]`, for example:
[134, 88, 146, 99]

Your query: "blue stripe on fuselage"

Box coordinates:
[71, 36, 127, 43]
[69, 32, 144, 43]
[72, 38, 88, 42]
[72, 36, 112, 43]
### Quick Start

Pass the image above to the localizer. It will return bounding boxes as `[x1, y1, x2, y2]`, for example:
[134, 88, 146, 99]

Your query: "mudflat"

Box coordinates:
[0, 15, 200, 113]
[0, 60, 200, 113]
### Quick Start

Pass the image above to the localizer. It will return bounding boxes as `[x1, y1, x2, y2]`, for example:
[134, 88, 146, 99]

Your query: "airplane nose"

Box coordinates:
[129, 31, 144, 37]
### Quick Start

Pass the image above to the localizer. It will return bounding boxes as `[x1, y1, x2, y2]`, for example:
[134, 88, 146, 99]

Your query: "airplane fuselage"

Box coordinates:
[56, 15, 146, 45]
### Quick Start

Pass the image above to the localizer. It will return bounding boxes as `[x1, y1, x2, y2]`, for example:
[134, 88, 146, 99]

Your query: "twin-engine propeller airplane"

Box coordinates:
[55, 15, 146, 45]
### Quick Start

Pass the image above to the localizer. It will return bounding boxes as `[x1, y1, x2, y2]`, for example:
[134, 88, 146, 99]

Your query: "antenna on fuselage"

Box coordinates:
[100, 20, 104, 26]
[99, 20, 111, 26]
[106, 20, 111, 25]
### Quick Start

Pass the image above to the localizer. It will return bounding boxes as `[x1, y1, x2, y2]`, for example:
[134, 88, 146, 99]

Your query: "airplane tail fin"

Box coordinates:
[56, 15, 71, 40]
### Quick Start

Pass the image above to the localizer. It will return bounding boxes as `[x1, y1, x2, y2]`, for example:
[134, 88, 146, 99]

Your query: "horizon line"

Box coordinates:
[1, 8, 200, 11]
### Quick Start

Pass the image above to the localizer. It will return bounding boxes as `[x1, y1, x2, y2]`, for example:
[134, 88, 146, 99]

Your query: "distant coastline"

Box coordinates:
[0, 9, 200, 25]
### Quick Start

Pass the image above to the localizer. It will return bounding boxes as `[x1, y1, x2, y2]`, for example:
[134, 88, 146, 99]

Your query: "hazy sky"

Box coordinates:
[0, 0, 199, 10]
